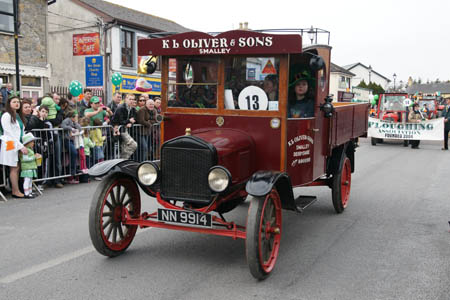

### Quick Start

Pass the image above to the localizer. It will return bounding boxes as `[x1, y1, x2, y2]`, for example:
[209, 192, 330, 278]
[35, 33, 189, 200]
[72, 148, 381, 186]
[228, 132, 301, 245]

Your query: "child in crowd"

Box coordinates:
[19, 133, 41, 198]
[61, 110, 82, 183]
[80, 117, 94, 168]
[90, 118, 106, 163]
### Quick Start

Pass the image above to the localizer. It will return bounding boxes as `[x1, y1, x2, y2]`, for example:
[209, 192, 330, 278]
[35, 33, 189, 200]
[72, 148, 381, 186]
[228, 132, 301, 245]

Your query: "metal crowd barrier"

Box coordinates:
[27, 123, 161, 186]
[0, 167, 7, 201]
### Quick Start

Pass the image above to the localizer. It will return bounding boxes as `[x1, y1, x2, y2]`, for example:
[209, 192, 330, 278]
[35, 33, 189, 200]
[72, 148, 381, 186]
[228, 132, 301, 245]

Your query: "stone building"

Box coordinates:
[47, 0, 189, 102]
[0, 0, 50, 100]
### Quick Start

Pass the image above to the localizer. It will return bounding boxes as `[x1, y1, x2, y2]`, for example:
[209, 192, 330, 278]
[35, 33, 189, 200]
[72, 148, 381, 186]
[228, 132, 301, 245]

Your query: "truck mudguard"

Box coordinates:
[88, 159, 134, 177]
[245, 171, 298, 211]
[328, 141, 356, 175]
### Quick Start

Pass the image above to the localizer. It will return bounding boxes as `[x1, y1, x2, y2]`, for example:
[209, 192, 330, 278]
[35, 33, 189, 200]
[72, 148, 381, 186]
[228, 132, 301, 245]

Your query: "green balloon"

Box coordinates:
[111, 72, 123, 86]
[69, 80, 83, 97]
[374, 95, 379, 101]
[371, 99, 376, 105]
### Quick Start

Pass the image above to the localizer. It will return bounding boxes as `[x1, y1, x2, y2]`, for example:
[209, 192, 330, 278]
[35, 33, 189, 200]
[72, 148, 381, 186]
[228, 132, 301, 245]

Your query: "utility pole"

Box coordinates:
[13, 0, 20, 92]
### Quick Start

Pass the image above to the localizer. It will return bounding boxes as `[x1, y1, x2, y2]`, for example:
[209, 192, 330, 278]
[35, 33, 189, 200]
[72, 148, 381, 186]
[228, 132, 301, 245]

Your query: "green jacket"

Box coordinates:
[20, 148, 37, 171]
[83, 136, 94, 156]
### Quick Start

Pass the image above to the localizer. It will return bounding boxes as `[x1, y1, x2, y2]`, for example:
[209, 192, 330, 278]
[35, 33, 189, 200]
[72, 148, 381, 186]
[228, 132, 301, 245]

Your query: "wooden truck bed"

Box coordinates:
[330, 102, 369, 147]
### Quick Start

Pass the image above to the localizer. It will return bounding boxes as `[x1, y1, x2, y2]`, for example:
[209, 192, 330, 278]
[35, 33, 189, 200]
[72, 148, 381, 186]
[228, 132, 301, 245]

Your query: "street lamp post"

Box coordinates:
[368, 65, 372, 83]
[393, 73, 397, 91]
[307, 25, 314, 44]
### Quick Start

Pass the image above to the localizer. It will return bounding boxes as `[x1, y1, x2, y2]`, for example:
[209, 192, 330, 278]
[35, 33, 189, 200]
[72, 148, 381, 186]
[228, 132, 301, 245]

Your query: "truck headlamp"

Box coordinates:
[208, 166, 231, 193]
[137, 162, 159, 186]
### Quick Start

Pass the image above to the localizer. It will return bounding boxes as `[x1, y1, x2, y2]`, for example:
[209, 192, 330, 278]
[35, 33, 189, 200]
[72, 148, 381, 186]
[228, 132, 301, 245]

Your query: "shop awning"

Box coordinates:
[0, 63, 51, 78]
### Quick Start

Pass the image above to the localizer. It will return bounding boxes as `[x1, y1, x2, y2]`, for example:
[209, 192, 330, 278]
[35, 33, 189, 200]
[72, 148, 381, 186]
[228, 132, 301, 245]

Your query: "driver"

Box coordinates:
[288, 70, 314, 118]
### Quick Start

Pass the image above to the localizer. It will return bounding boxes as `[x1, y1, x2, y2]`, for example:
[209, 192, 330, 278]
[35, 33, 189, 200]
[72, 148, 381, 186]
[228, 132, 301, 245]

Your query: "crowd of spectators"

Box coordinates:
[0, 88, 160, 198]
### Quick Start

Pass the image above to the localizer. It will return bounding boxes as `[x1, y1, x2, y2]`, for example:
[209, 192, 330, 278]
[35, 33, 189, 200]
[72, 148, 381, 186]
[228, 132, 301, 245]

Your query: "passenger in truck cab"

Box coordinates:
[288, 70, 315, 118]
[263, 74, 278, 101]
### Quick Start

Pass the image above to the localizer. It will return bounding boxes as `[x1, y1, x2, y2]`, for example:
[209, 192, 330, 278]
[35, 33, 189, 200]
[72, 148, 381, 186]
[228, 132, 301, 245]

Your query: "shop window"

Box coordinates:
[121, 29, 134, 67]
[0, 0, 14, 33]
[22, 76, 41, 87]
[22, 90, 39, 101]
[0, 75, 8, 85]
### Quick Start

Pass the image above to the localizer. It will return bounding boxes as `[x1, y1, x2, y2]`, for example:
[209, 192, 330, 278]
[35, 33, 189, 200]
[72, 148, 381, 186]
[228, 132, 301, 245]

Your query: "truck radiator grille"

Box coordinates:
[161, 147, 214, 203]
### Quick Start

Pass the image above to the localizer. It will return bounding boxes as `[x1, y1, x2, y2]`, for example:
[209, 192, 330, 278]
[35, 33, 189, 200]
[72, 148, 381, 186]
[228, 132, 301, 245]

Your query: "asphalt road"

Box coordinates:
[1, 138, 449, 300]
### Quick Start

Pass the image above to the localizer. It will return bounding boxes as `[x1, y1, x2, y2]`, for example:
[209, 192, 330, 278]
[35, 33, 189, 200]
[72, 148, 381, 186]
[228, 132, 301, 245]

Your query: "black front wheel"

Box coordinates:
[89, 173, 141, 257]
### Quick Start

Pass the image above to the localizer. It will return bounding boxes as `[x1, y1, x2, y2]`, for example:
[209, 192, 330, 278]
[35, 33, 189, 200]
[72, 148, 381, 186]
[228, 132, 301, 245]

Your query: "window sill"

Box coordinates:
[0, 31, 23, 37]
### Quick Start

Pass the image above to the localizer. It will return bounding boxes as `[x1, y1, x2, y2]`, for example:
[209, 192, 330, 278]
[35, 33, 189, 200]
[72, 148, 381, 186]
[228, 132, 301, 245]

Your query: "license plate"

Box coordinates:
[157, 208, 212, 228]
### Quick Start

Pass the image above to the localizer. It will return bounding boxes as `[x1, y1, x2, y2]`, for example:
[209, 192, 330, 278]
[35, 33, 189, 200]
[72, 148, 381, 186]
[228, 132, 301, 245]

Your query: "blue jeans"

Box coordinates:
[139, 135, 149, 161]
[65, 139, 78, 175]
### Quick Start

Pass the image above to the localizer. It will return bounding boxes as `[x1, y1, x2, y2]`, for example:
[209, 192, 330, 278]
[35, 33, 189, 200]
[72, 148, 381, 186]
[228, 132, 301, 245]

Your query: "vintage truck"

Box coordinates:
[88, 29, 369, 280]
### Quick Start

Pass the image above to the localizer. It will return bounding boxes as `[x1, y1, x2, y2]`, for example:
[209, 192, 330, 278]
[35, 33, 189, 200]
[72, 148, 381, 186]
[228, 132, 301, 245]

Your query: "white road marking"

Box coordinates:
[0, 246, 94, 284]
[0, 228, 151, 284]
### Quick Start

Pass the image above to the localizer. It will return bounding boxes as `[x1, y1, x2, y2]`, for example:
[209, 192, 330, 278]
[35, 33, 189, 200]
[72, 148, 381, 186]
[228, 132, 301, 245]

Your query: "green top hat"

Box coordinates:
[289, 69, 314, 88]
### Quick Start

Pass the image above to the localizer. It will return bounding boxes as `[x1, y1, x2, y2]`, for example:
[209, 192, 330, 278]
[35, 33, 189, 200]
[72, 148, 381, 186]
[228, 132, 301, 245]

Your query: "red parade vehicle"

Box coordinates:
[417, 96, 439, 119]
[371, 93, 409, 146]
[88, 29, 369, 279]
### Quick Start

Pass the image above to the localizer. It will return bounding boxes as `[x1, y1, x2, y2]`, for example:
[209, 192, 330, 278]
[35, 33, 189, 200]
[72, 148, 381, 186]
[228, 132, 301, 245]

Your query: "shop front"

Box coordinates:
[0, 63, 50, 101]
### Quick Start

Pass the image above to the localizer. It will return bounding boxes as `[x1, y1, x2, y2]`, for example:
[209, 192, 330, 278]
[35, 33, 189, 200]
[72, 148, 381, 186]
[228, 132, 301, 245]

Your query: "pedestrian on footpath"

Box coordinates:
[0, 95, 27, 198]
[442, 97, 450, 150]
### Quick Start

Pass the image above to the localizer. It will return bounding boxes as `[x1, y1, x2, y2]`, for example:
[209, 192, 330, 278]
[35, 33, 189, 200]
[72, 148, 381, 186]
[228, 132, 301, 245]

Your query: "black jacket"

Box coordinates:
[112, 103, 137, 128]
[443, 105, 450, 131]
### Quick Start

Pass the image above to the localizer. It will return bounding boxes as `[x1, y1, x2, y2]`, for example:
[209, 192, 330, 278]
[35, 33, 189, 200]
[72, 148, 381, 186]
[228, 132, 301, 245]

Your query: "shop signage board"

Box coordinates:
[85, 56, 103, 88]
[119, 74, 161, 95]
[73, 33, 100, 56]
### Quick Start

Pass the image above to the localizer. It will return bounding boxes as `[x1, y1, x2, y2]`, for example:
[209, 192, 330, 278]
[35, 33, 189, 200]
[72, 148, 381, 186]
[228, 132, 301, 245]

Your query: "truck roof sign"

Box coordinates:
[138, 30, 302, 56]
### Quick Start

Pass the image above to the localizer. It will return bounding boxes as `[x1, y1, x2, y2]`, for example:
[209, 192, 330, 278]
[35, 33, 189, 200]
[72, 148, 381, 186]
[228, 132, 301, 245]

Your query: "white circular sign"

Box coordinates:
[238, 86, 268, 111]
[404, 98, 411, 106]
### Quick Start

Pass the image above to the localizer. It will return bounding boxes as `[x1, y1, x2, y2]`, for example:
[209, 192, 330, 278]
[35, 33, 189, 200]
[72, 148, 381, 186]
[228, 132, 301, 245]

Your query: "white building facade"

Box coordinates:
[329, 63, 355, 101]
[343, 62, 390, 91]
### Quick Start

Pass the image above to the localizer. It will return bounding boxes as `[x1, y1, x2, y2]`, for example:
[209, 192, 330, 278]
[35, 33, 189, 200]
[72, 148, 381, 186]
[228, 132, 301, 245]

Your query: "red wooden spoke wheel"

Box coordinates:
[89, 173, 141, 257]
[246, 189, 282, 280]
[332, 155, 352, 213]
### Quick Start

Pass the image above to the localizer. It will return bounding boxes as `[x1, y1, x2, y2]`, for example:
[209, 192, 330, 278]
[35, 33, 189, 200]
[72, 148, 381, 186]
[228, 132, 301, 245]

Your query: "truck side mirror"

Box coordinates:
[309, 56, 325, 72]
[320, 95, 334, 118]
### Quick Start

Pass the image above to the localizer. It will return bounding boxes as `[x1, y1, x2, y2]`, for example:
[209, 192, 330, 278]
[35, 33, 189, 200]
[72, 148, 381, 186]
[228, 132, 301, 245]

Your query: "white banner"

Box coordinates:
[368, 117, 444, 141]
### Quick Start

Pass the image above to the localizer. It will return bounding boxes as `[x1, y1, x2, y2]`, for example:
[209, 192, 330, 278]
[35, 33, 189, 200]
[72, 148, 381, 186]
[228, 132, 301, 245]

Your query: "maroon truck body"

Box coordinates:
[89, 29, 369, 280]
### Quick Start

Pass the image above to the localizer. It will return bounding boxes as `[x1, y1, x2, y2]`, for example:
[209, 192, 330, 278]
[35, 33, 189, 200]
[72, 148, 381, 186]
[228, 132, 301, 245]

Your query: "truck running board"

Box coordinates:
[294, 195, 318, 213]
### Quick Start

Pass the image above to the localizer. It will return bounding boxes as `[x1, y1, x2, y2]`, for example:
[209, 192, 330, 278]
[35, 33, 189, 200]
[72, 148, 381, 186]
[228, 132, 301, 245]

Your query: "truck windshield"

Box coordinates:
[419, 100, 435, 110]
[167, 56, 218, 108]
[224, 56, 280, 111]
[380, 95, 407, 111]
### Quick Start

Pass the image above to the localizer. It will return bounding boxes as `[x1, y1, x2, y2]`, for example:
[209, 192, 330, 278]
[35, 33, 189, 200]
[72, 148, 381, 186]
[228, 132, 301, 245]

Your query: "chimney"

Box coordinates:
[239, 22, 243, 29]
[244, 22, 248, 30]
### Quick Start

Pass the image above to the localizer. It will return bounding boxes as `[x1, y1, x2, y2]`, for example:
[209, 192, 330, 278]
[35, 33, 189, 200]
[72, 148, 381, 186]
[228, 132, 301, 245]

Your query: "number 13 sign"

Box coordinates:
[238, 86, 268, 110]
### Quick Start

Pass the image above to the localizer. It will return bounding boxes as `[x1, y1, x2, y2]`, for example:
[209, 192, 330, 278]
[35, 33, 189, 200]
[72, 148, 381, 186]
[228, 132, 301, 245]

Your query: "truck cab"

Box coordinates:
[376, 93, 409, 122]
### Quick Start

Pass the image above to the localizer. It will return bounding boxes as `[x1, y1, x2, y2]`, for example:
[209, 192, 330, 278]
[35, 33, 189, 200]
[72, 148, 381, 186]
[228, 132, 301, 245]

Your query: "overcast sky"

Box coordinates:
[108, 0, 450, 84]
